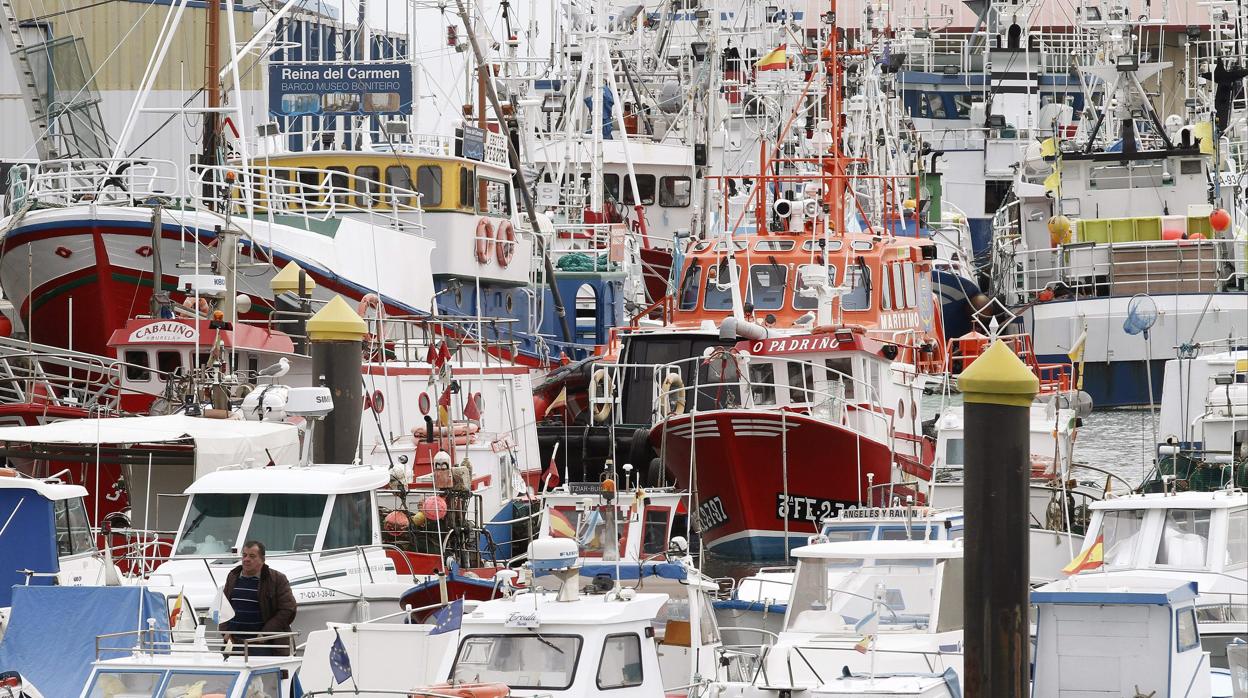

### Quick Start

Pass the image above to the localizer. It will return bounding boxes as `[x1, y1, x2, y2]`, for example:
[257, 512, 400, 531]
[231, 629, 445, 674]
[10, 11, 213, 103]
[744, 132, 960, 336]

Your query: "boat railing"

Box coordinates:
[189, 164, 426, 233]
[649, 353, 893, 437]
[0, 336, 162, 414]
[547, 222, 624, 257]
[995, 237, 1248, 304]
[250, 128, 512, 168]
[13, 157, 180, 208]
[94, 628, 297, 660]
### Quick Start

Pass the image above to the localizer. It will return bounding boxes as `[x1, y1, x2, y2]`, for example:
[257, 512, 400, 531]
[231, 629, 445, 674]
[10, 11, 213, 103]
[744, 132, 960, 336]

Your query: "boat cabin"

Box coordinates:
[107, 317, 303, 413]
[79, 630, 301, 698]
[540, 487, 687, 563]
[1155, 350, 1248, 490]
[0, 471, 116, 605]
[1031, 580, 1211, 698]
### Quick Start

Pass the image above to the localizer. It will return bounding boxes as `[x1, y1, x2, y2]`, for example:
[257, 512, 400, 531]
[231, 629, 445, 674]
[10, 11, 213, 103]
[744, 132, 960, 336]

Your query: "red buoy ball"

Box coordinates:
[1209, 208, 1231, 232]
[1161, 229, 1184, 241]
[422, 495, 448, 521]
[383, 510, 409, 531]
[1190, 232, 1207, 240]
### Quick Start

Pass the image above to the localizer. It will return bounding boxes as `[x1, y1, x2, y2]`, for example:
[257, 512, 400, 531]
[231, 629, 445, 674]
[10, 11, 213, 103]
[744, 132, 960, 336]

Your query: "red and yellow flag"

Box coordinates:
[169, 590, 185, 626]
[755, 44, 788, 71]
[548, 509, 577, 539]
[1062, 534, 1104, 575]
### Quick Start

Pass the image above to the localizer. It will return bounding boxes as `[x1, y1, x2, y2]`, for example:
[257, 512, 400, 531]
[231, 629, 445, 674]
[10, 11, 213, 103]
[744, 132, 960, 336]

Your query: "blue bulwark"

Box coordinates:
[534, 561, 689, 582]
[1031, 581, 1199, 606]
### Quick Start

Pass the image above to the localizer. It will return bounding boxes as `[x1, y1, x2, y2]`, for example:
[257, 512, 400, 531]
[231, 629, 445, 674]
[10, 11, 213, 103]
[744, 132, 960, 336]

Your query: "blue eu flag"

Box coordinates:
[430, 599, 463, 635]
[329, 630, 352, 685]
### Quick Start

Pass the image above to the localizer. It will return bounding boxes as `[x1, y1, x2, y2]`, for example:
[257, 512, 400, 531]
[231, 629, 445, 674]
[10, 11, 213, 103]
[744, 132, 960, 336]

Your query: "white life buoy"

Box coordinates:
[590, 368, 613, 424]
[660, 372, 686, 417]
[495, 220, 516, 267]
[475, 218, 496, 264]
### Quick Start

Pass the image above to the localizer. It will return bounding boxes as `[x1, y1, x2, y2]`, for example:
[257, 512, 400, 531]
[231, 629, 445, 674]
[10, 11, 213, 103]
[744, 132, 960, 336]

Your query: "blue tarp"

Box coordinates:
[0, 490, 58, 607]
[0, 586, 170, 697]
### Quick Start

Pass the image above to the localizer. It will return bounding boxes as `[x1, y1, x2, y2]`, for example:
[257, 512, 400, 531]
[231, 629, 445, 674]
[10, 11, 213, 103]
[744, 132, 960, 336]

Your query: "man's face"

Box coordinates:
[240, 546, 263, 576]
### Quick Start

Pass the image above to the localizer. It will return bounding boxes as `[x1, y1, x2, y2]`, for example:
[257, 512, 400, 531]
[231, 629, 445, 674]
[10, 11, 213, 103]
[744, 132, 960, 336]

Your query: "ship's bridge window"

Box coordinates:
[478, 178, 511, 216]
[1155, 509, 1211, 568]
[156, 351, 182, 375]
[244, 493, 328, 553]
[891, 263, 907, 310]
[452, 634, 582, 689]
[795, 264, 836, 310]
[749, 363, 776, 405]
[748, 263, 787, 311]
[659, 175, 691, 207]
[881, 264, 893, 311]
[1227, 510, 1246, 568]
[1100, 509, 1147, 568]
[943, 437, 964, 466]
[903, 262, 918, 307]
[354, 165, 381, 207]
[326, 166, 350, 205]
[824, 357, 855, 400]
[325, 491, 374, 550]
[788, 360, 814, 402]
[678, 264, 702, 310]
[175, 493, 249, 555]
[755, 240, 795, 251]
[416, 165, 443, 207]
[297, 169, 320, 204]
[385, 165, 413, 207]
[842, 261, 872, 311]
[459, 167, 476, 208]
[55, 497, 94, 555]
[923, 92, 947, 118]
[621, 174, 656, 206]
[598, 633, 644, 689]
[952, 94, 972, 118]
[602, 173, 621, 203]
[124, 350, 152, 382]
[802, 239, 843, 252]
[703, 261, 738, 310]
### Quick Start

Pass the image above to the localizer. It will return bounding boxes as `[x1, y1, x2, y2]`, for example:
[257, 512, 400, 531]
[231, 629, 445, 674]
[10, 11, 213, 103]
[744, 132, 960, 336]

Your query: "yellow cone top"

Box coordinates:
[270, 262, 316, 293]
[957, 340, 1040, 407]
[307, 295, 368, 341]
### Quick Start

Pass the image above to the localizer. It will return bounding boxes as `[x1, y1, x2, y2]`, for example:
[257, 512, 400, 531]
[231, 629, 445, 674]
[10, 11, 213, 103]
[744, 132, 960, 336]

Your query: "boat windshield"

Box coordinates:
[243, 493, 328, 554]
[451, 634, 582, 689]
[785, 557, 940, 633]
[1099, 509, 1148, 569]
[175, 493, 249, 555]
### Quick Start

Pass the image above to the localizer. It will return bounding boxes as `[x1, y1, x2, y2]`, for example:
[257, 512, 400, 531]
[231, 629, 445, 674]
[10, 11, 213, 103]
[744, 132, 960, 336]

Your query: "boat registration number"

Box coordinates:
[776, 494, 851, 522]
[695, 497, 729, 531]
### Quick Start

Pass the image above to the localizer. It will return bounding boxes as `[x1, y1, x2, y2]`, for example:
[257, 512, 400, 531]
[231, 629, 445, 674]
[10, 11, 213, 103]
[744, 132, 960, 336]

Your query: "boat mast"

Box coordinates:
[202, 0, 220, 200]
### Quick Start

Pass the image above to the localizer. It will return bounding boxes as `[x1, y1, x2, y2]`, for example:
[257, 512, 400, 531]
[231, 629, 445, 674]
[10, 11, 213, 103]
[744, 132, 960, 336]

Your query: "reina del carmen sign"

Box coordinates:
[127, 321, 198, 344]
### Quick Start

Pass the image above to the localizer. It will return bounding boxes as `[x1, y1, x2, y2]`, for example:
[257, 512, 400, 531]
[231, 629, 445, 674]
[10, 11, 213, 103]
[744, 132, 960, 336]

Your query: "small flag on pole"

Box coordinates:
[169, 589, 185, 627]
[430, 599, 464, 635]
[463, 392, 482, 421]
[755, 44, 788, 71]
[543, 443, 562, 490]
[1062, 534, 1104, 575]
[1068, 327, 1088, 391]
[329, 629, 353, 684]
[854, 635, 873, 654]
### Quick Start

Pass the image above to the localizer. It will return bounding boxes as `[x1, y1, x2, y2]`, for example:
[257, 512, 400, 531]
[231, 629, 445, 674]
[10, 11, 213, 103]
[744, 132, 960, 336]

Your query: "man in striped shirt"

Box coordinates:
[221, 540, 297, 655]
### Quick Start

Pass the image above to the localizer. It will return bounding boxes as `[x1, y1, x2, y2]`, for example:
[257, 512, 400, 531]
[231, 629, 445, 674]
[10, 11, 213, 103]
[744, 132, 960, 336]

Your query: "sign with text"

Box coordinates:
[269, 62, 412, 117]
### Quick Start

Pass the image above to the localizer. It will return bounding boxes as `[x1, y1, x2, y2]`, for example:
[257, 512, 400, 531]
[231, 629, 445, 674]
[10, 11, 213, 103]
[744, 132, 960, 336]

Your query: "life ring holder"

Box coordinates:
[357, 293, 384, 350]
[590, 368, 613, 424]
[659, 372, 686, 417]
[495, 220, 516, 267]
[475, 218, 496, 264]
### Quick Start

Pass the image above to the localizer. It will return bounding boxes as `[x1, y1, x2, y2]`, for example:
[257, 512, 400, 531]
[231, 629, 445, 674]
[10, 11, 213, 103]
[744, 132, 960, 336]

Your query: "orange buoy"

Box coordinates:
[1209, 208, 1231, 232]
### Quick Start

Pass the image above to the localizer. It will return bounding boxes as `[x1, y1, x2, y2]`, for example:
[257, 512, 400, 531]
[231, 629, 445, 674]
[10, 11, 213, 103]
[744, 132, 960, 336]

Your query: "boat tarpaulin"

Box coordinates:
[0, 489, 57, 607]
[0, 414, 299, 470]
[0, 586, 170, 696]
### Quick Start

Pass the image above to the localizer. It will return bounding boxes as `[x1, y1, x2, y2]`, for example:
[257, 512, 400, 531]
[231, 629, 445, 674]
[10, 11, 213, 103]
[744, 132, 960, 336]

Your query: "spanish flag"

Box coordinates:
[1062, 534, 1104, 575]
[549, 509, 577, 539]
[169, 589, 185, 627]
[1068, 327, 1087, 391]
[756, 44, 788, 71]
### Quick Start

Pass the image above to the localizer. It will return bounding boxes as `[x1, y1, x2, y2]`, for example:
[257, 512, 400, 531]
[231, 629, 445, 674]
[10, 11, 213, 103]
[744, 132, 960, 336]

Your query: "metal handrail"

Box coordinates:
[93, 628, 298, 660]
[18, 157, 180, 204]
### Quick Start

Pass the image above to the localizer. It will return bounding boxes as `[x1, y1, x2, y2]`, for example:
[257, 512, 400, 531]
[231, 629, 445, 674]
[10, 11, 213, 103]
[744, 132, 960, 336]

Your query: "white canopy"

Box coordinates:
[0, 415, 301, 470]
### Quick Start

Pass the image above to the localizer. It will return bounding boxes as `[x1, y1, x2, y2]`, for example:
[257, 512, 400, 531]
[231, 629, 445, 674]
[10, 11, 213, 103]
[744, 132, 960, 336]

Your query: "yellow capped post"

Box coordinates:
[957, 339, 1037, 698]
[309, 295, 366, 463]
[270, 261, 316, 294]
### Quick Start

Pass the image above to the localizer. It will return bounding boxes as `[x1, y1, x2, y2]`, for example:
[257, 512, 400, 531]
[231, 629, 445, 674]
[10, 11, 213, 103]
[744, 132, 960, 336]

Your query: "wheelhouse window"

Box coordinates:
[748, 264, 787, 311]
[842, 262, 871, 311]
[788, 361, 814, 402]
[416, 165, 443, 207]
[824, 358, 855, 400]
[749, 363, 776, 404]
[881, 265, 893, 311]
[1155, 509, 1211, 568]
[175, 493, 249, 555]
[326, 166, 350, 205]
[324, 492, 373, 550]
[1228, 510, 1247, 568]
[452, 634, 582, 689]
[943, 437, 965, 466]
[478, 178, 511, 216]
[385, 165, 413, 206]
[124, 350, 151, 382]
[157, 351, 182, 375]
[354, 165, 381, 207]
[602, 173, 621, 203]
[891, 263, 907, 310]
[597, 634, 643, 689]
[621, 174, 656, 206]
[924, 92, 947, 118]
[244, 493, 327, 553]
[794, 265, 836, 310]
[164, 671, 239, 696]
[658, 176, 691, 207]
[55, 497, 94, 555]
[85, 671, 162, 698]
[903, 262, 917, 307]
[641, 508, 671, 555]
[549, 506, 616, 556]
[459, 167, 476, 208]
[297, 169, 320, 204]
[678, 264, 702, 310]
[787, 556, 940, 633]
[1100, 509, 1147, 568]
[703, 262, 738, 310]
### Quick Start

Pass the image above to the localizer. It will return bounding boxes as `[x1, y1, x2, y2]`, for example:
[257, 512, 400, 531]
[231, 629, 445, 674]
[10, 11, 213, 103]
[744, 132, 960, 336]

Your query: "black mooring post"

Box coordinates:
[958, 340, 1039, 698]
[308, 295, 366, 464]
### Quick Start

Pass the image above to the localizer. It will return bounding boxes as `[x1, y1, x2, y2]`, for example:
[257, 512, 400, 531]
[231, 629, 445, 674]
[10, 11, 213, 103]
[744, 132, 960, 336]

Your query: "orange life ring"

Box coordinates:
[495, 220, 516, 267]
[357, 293, 382, 318]
[475, 218, 496, 264]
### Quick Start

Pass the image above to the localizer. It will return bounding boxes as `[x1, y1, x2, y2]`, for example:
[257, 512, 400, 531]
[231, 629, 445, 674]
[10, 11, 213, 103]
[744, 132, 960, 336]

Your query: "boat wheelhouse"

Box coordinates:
[1048, 489, 1247, 667]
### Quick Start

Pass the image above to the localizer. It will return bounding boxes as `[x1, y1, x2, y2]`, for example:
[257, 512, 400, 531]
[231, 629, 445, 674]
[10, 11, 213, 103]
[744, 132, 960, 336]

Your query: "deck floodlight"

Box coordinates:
[1116, 53, 1139, 72]
[257, 122, 280, 137]
[542, 94, 566, 113]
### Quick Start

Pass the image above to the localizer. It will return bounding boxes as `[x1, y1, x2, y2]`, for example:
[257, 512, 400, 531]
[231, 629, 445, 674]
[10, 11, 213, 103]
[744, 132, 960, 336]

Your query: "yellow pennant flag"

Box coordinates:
[1062, 534, 1104, 575]
[755, 44, 788, 71]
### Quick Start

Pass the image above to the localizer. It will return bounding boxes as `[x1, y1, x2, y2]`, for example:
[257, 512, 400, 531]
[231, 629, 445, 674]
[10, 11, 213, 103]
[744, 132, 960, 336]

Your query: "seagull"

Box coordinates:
[257, 357, 291, 380]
